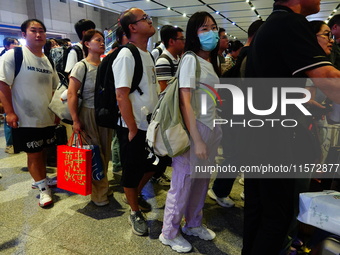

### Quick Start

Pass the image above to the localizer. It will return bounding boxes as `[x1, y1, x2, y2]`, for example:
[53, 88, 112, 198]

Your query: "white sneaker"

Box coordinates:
[182, 225, 216, 240]
[159, 233, 192, 253]
[32, 177, 57, 189]
[39, 188, 53, 207]
[207, 189, 235, 208]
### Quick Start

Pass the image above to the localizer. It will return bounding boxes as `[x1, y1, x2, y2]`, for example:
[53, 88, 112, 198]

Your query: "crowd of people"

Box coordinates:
[0, 0, 340, 254]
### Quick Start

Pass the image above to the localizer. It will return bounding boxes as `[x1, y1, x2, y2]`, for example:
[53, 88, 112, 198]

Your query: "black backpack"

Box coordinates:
[49, 44, 83, 80]
[94, 43, 144, 129]
[14, 47, 54, 78]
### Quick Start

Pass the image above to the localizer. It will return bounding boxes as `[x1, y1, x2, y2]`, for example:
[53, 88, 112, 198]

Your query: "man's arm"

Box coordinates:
[0, 81, 18, 128]
[116, 87, 138, 141]
[306, 65, 340, 103]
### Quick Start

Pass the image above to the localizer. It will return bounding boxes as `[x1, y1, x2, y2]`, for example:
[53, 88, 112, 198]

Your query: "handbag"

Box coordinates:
[57, 132, 92, 195]
[80, 131, 104, 181]
[49, 61, 87, 124]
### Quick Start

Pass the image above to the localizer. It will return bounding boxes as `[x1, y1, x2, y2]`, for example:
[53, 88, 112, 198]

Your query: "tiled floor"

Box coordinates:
[0, 126, 244, 255]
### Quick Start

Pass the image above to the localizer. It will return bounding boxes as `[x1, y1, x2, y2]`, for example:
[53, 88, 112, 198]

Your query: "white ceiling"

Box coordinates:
[76, 0, 340, 41]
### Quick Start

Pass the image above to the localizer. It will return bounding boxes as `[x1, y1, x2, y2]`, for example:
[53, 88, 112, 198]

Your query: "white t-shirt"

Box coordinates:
[151, 42, 165, 61]
[70, 59, 98, 108]
[179, 54, 219, 130]
[113, 47, 158, 131]
[155, 49, 179, 81]
[65, 42, 84, 73]
[0, 46, 59, 127]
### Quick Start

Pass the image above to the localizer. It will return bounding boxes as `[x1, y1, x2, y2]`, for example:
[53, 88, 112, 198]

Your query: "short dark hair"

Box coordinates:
[21, 19, 46, 33]
[75, 19, 96, 40]
[228, 40, 244, 52]
[159, 25, 173, 42]
[309, 20, 327, 34]
[185, 11, 220, 76]
[328, 14, 340, 30]
[82, 29, 104, 57]
[3, 37, 18, 48]
[247, 20, 264, 38]
[218, 27, 226, 37]
[162, 26, 184, 48]
[119, 8, 138, 39]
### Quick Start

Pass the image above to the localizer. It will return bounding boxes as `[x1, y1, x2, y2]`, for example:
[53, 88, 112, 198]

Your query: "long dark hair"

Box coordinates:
[185, 11, 220, 76]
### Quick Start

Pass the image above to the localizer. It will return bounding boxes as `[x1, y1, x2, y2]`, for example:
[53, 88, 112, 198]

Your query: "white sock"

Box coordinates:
[36, 178, 48, 191]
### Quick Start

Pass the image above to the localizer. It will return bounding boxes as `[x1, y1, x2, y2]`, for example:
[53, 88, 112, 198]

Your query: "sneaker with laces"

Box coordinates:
[151, 174, 171, 186]
[32, 177, 57, 189]
[159, 233, 192, 253]
[39, 188, 53, 207]
[207, 189, 235, 208]
[128, 211, 148, 236]
[182, 225, 216, 240]
[5, 145, 15, 154]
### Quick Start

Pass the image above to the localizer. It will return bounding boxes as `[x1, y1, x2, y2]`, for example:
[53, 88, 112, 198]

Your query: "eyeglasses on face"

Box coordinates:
[131, 15, 152, 24]
[316, 31, 335, 41]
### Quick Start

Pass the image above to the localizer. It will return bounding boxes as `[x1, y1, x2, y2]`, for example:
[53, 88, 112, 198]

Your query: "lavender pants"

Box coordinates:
[162, 121, 222, 239]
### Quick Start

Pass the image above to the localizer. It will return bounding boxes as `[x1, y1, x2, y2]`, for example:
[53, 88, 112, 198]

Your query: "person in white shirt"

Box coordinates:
[0, 19, 59, 208]
[159, 11, 222, 253]
[113, 7, 167, 236]
[155, 26, 185, 92]
[64, 19, 96, 73]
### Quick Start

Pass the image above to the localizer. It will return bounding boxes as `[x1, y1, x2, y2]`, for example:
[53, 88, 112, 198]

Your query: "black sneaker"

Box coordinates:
[128, 211, 148, 236]
[138, 195, 151, 212]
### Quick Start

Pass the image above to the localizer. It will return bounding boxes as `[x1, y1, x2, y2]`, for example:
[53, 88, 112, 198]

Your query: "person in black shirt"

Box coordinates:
[243, 0, 340, 254]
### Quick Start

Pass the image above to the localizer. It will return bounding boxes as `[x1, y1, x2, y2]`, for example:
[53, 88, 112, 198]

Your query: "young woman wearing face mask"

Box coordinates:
[159, 12, 222, 253]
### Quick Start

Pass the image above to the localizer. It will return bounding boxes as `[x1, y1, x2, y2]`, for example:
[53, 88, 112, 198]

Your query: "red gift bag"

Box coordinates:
[57, 133, 92, 196]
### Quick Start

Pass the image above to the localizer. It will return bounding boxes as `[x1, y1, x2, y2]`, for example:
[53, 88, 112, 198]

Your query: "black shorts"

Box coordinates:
[12, 126, 56, 153]
[117, 127, 167, 188]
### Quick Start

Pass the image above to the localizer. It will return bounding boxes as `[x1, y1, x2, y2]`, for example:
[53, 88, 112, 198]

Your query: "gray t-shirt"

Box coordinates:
[70, 59, 98, 108]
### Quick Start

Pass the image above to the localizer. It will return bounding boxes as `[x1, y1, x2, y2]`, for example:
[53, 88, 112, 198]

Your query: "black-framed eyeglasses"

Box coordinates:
[131, 15, 152, 24]
[316, 31, 335, 41]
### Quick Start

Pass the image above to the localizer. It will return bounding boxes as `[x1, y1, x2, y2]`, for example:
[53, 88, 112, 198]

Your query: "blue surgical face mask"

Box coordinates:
[198, 30, 219, 51]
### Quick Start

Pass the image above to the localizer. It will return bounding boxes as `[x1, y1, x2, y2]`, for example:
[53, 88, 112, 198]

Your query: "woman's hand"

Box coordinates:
[72, 120, 83, 134]
[194, 140, 208, 160]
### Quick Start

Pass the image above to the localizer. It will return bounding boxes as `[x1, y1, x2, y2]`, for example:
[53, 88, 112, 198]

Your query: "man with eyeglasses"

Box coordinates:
[155, 25, 185, 92]
[113, 8, 166, 236]
[242, 0, 340, 254]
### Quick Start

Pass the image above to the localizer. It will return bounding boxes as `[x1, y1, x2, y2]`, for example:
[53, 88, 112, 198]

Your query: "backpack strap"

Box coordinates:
[157, 46, 163, 56]
[124, 43, 144, 95]
[78, 60, 88, 99]
[73, 45, 84, 62]
[14, 47, 23, 78]
[158, 53, 175, 77]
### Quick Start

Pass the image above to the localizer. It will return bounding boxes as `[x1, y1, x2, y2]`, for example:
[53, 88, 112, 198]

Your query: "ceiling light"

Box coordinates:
[167, 7, 171, 10]
[215, 11, 220, 15]
[246, 0, 250, 2]
[183, 13, 186, 17]
[232, 22, 236, 25]
[251, 7, 255, 10]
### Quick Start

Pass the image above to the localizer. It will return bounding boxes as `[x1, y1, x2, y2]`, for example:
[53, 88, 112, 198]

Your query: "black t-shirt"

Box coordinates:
[246, 5, 331, 78]
[242, 5, 332, 165]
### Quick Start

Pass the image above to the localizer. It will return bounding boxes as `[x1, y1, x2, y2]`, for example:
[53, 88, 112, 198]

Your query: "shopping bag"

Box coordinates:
[297, 190, 340, 236]
[57, 133, 92, 195]
[83, 144, 104, 181]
